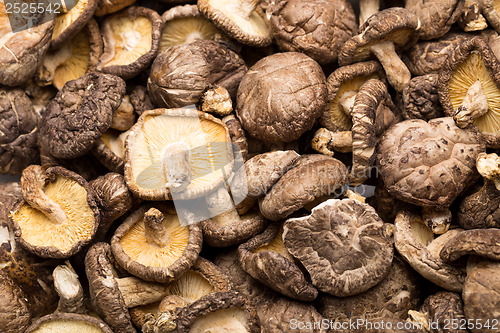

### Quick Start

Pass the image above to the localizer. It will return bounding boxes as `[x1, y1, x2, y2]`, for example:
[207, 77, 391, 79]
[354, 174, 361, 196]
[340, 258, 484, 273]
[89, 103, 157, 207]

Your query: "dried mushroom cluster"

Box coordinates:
[3, 0, 500, 332]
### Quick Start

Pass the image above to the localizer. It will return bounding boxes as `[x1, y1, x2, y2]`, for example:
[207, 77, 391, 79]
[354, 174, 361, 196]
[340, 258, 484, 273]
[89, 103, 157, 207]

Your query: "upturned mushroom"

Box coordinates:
[95, 0, 136, 16]
[339, 8, 420, 92]
[91, 128, 131, 173]
[25, 313, 114, 333]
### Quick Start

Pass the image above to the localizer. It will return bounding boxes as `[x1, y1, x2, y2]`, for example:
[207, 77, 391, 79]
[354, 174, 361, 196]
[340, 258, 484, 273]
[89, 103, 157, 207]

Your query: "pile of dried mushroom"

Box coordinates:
[1, 0, 500, 332]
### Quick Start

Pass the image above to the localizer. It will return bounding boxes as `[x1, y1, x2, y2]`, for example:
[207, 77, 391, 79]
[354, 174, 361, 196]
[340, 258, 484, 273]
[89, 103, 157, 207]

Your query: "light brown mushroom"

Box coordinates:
[26, 313, 113, 333]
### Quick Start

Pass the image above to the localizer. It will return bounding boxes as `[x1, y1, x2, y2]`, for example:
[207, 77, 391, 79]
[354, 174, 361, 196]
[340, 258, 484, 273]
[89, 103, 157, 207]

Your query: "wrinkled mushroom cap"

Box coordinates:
[417, 291, 467, 332]
[402, 74, 444, 121]
[458, 180, 500, 229]
[481, 0, 500, 33]
[440, 228, 500, 262]
[377, 117, 485, 207]
[0, 271, 31, 333]
[26, 313, 113, 333]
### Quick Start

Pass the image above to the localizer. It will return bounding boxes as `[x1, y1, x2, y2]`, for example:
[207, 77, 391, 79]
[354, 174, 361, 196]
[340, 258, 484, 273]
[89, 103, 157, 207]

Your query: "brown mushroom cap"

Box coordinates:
[129, 85, 155, 116]
[148, 39, 247, 108]
[283, 198, 394, 297]
[405, 0, 463, 40]
[39, 72, 126, 159]
[26, 313, 113, 333]
[259, 154, 348, 221]
[198, 0, 271, 47]
[95, 0, 136, 16]
[458, 180, 500, 229]
[238, 223, 318, 301]
[98, 6, 162, 80]
[236, 52, 327, 144]
[416, 291, 467, 333]
[269, 0, 357, 65]
[0, 88, 40, 174]
[402, 74, 445, 121]
[439, 229, 500, 262]
[50, 0, 98, 49]
[91, 129, 129, 173]
[482, 0, 500, 33]
[0, 270, 31, 333]
[377, 117, 485, 208]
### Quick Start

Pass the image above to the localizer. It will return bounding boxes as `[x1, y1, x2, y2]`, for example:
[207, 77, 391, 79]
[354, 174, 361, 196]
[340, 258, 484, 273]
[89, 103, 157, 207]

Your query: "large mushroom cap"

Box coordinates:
[124, 108, 234, 200]
[377, 117, 485, 208]
[0, 270, 31, 333]
[26, 313, 113, 333]
[283, 198, 394, 297]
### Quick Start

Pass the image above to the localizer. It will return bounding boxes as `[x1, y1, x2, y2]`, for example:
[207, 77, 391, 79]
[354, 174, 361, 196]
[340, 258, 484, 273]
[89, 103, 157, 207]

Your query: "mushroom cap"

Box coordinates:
[238, 223, 318, 301]
[440, 229, 500, 262]
[339, 8, 420, 66]
[0, 270, 31, 333]
[50, 0, 98, 49]
[377, 117, 485, 208]
[95, 0, 136, 16]
[283, 198, 394, 297]
[10, 166, 100, 259]
[98, 6, 162, 80]
[403, 33, 470, 76]
[259, 154, 348, 221]
[481, 0, 500, 33]
[111, 204, 203, 283]
[40, 72, 126, 159]
[129, 85, 155, 116]
[124, 108, 234, 200]
[175, 291, 260, 333]
[405, 0, 463, 40]
[438, 36, 500, 147]
[0, 8, 54, 87]
[236, 52, 327, 144]
[393, 210, 466, 292]
[26, 313, 113, 333]
[197, 0, 271, 47]
[402, 74, 444, 121]
[458, 181, 500, 229]
[270, 0, 357, 65]
[320, 61, 385, 131]
[148, 39, 247, 108]
[418, 291, 467, 331]
[0, 88, 40, 174]
[91, 129, 129, 174]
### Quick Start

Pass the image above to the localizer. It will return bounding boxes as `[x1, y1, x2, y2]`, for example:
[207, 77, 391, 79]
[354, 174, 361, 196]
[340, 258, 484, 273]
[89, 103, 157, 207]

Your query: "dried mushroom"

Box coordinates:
[124, 108, 234, 201]
[339, 8, 420, 92]
[238, 223, 318, 301]
[98, 6, 162, 80]
[402, 74, 445, 121]
[259, 154, 348, 221]
[438, 36, 500, 147]
[111, 96, 135, 131]
[130, 85, 155, 116]
[40, 72, 126, 159]
[200, 86, 233, 117]
[26, 313, 113, 333]
[198, 0, 271, 47]
[92, 129, 130, 173]
[0, 88, 40, 174]
[10, 165, 99, 258]
[481, 0, 500, 33]
[50, 0, 98, 49]
[0, 271, 35, 333]
[38, 19, 103, 90]
[269, 0, 357, 65]
[95, 0, 136, 16]
[148, 39, 247, 108]
[236, 52, 327, 144]
[222, 114, 248, 161]
[440, 229, 500, 262]
[52, 263, 86, 314]
[377, 117, 485, 208]
[460, 0, 488, 32]
[283, 198, 394, 297]
[0, 5, 54, 86]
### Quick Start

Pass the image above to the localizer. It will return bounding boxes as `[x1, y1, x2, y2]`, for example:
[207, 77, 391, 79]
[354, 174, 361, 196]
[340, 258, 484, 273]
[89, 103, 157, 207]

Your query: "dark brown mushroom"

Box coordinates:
[129, 85, 155, 116]
[402, 74, 445, 121]
[111, 96, 136, 131]
[91, 129, 129, 174]
[460, 0, 488, 32]
[440, 229, 500, 262]
[222, 114, 248, 161]
[0, 270, 32, 333]
[26, 313, 114, 333]
[95, 0, 136, 16]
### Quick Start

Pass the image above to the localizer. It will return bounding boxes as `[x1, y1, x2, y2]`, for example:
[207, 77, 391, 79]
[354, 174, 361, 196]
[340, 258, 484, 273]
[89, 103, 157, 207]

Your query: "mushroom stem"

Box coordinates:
[461, 0, 488, 32]
[205, 185, 241, 226]
[144, 208, 170, 247]
[421, 206, 452, 235]
[53, 263, 87, 314]
[344, 189, 366, 203]
[338, 91, 357, 116]
[240, 0, 261, 19]
[20, 165, 67, 224]
[311, 128, 352, 156]
[454, 80, 489, 128]
[116, 276, 170, 308]
[370, 41, 411, 92]
[161, 142, 192, 193]
[476, 152, 500, 190]
[202, 86, 233, 116]
[359, 0, 380, 27]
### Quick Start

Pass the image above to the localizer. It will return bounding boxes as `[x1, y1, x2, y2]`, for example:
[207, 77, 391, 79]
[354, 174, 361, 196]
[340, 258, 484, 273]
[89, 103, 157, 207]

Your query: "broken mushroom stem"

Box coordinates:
[344, 189, 366, 203]
[454, 80, 488, 128]
[144, 207, 170, 248]
[21, 165, 67, 225]
[370, 40, 411, 92]
[312, 128, 353, 156]
[476, 152, 500, 190]
[116, 276, 170, 308]
[421, 206, 452, 235]
[205, 185, 241, 226]
[142, 295, 189, 333]
[338, 91, 357, 116]
[201, 86, 233, 116]
[53, 263, 86, 314]
[461, 0, 488, 32]
[161, 142, 192, 193]
[359, 0, 380, 27]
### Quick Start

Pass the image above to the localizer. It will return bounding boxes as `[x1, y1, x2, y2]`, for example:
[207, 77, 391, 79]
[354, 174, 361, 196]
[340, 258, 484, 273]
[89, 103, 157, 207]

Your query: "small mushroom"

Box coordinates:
[111, 205, 203, 283]
[39, 72, 126, 159]
[98, 6, 162, 80]
[95, 0, 136, 16]
[460, 0, 488, 32]
[238, 223, 318, 301]
[198, 0, 272, 47]
[283, 198, 394, 297]
[10, 165, 100, 258]
[148, 39, 247, 108]
[402, 74, 445, 121]
[111, 96, 136, 131]
[25, 313, 113, 333]
[236, 52, 327, 144]
[421, 206, 452, 235]
[85, 242, 171, 333]
[339, 8, 420, 92]
[440, 229, 500, 262]
[269, 0, 357, 65]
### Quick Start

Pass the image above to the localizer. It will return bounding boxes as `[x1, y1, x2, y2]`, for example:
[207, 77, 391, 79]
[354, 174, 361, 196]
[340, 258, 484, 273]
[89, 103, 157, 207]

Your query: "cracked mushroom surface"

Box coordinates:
[269, 0, 357, 65]
[377, 117, 485, 208]
[148, 39, 247, 108]
[98, 6, 162, 80]
[0, 88, 40, 174]
[10, 165, 99, 259]
[339, 8, 420, 92]
[402, 74, 445, 121]
[236, 52, 327, 144]
[283, 198, 394, 297]
[39, 72, 126, 160]
[26, 313, 113, 333]
[111, 204, 203, 283]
